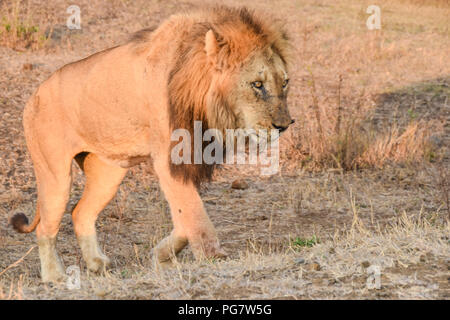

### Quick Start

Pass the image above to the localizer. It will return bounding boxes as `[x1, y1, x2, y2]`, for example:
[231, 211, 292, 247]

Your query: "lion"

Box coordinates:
[10, 6, 293, 283]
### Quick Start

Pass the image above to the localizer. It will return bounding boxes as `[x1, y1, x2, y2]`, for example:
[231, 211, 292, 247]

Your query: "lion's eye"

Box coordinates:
[282, 79, 289, 88]
[251, 81, 263, 89]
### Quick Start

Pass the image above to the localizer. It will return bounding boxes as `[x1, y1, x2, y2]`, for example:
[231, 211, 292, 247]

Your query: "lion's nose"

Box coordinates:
[272, 119, 294, 132]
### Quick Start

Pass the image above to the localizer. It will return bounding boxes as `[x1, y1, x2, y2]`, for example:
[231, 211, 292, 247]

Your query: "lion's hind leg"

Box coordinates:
[72, 153, 128, 273]
[30, 146, 73, 283]
[20, 91, 76, 283]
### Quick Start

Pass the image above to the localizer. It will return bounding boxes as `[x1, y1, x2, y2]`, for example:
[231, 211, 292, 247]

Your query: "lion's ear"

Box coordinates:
[204, 30, 218, 64]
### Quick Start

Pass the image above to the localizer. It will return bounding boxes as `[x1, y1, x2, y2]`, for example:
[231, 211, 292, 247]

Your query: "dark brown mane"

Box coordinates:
[167, 21, 216, 187]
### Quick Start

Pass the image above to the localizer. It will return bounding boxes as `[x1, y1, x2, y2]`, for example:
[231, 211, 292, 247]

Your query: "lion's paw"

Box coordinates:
[86, 254, 111, 273]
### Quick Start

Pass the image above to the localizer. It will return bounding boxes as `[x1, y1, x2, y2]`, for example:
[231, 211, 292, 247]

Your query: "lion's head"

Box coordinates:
[227, 44, 293, 135]
[167, 6, 293, 185]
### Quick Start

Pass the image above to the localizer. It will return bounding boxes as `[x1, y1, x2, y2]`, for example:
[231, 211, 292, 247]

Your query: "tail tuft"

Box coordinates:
[10, 212, 30, 233]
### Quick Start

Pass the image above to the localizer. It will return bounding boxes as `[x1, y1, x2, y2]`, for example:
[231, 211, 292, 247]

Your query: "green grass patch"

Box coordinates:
[292, 235, 319, 249]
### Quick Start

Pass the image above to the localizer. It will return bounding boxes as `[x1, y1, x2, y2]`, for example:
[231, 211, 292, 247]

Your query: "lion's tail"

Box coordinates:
[10, 209, 40, 233]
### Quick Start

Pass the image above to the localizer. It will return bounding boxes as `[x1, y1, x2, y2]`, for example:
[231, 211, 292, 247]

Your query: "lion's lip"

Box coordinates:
[272, 125, 288, 133]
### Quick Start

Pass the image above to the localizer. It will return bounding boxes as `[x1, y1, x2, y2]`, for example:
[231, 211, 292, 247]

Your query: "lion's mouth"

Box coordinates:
[272, 123, 289, 133]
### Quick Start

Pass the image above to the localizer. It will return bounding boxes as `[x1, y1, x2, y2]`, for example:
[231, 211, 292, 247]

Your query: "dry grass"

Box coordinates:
[358, 121, 435, 167]
[2, 164, 448, 299]
[280, 0, 449, 171]
[285, 71, 373, 170]
[0, 276, 24, 300]
[4, 207, 446, 299]
[284, 74, 444, 170]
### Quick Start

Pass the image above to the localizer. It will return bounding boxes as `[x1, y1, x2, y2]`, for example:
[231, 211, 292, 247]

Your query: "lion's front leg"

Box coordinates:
[153, 160, 227, 263]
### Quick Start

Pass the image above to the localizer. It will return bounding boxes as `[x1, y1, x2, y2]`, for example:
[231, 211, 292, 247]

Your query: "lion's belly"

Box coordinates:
[83, 126, 157, 168]
[98, 154, 151, 168]
[79, 115, 170, 169]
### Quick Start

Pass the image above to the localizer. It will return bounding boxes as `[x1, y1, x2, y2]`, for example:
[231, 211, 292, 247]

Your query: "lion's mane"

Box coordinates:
[132, 6, 291, 186]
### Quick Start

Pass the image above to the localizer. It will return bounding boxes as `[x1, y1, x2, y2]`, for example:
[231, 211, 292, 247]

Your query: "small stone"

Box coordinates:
[326, 279, 336, 286]
[94, 288, 108, 297]
[309, 263, 321, 271]
[294, 257, 305, 265]
[22, 63, 33, 71]
[361, 261, 371, 268]
[231, 179, 249, 190]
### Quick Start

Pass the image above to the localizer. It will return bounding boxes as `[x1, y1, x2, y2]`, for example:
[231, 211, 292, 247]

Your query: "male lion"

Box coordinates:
[11, 6, 293, 282]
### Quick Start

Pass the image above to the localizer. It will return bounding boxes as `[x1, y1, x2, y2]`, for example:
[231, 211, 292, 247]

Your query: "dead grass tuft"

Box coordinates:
[0, 276, 24, 300]
[285, 72, 437, 171]
[357, 121, 435, 167]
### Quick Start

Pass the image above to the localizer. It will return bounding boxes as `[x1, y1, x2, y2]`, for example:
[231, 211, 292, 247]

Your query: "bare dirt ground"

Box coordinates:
[0, 0, 449, 299]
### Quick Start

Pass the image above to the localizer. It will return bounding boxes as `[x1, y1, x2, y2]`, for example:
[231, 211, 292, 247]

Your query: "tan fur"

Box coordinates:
[11, 6, 293, 282]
